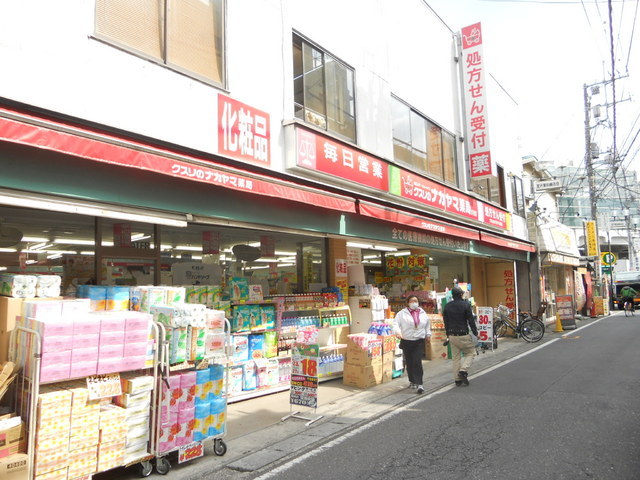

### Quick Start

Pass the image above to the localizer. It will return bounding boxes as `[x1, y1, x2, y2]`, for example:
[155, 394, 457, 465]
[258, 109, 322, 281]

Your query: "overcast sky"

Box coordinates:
[426, 0, 639, 172]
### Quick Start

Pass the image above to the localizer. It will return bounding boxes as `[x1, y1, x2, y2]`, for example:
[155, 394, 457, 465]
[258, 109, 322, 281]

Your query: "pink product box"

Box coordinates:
[178, 406, 194, 424]
[97, 357, 124, 375]
[122, 356, 146, 371]
[62, 298, 90, 316]
[179, 371, 197, 389]
[99, 330, 125, 347]
[40, 363, 71, 383]
[178, 401, 193, 413]
[125, 313, 151, 332]
[72, 316, 100, 336]
[123, 342, 147, 357]
[99, 343, 124, 359]
[72, 347, 99, 363]
[42, 335, 73, 354]
[160, 407, 178, 425]
[24, 300, 63, 320]
[29, 319, 68, 337]
[175, 432, 193, 447]
[123, 329, 149, 345]
[100, 314, 126, 333]
[72, 333, 99, 350]
[70, 360, 97, 378]
[41, 350, 72, 369]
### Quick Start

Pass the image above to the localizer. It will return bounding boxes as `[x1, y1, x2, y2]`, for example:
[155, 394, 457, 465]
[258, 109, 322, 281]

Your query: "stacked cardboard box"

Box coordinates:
[342, 335, 383, 389]
[0, 297, 23, 363]
[426, 327, 448, 361]
[34, 388, 72, 478]
[379, 335, 396, 383]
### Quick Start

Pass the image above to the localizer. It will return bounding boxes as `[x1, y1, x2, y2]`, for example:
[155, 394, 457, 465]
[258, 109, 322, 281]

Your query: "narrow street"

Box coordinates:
[246, 312, 640, 480]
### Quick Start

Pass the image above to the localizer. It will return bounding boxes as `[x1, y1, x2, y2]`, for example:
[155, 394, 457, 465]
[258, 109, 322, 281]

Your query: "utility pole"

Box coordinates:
[584, 84, 601, 286]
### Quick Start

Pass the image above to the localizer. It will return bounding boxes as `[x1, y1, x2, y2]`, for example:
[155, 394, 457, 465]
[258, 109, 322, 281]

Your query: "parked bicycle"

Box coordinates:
[624, 300, 635, 317]
[493, 303, 545, 343]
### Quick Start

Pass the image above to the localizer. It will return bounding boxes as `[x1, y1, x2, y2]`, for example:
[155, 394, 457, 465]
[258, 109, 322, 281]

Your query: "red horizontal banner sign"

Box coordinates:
[479, 232, 536, 252]
[359, 202, 480, 241]
[0, 109, 355, 213]
[296, 127, 388, 191]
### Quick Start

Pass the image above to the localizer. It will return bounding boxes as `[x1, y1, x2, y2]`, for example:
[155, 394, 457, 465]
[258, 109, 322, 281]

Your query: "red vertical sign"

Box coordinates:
[461, 22, 495, 179]
[113, 223, 132, 248]
[202, 231, 221, 255]
[260, 236, 275, 257]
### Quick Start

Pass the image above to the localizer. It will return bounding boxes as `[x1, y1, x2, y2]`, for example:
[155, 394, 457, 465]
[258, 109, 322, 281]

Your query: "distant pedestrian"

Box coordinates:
[394, 295, 431, 394]
[443, 286, 477, 386]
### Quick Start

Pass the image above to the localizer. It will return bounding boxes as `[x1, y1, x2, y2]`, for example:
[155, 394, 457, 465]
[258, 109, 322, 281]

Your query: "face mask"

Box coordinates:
[409, 302, 419, 310]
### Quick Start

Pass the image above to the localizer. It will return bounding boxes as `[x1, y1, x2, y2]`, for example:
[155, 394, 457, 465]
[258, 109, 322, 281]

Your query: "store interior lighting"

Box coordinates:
[346, 241, 398, 252]
[0, 192, 189, 227]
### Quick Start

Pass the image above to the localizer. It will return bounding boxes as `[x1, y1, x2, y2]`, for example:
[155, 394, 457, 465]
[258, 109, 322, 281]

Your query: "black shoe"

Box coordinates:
[455, 380, 462, 386]
[459, 371, 469, 386]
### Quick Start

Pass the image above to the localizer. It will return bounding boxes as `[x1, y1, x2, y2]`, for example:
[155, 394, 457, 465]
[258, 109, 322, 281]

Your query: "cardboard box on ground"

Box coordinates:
[425, 329, 448, 361]
[0, 453, 28, 480]
[0, 298, 23, 363]
[343, 337, 398, 388]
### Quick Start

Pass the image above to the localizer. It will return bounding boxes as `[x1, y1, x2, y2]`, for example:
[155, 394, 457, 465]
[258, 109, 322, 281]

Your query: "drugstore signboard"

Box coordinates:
[295, 127, 389, 191]
[218, 93, 271, 167]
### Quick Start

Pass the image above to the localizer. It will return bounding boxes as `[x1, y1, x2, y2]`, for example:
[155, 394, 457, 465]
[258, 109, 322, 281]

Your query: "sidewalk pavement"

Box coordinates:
[145, 318, 598, 480]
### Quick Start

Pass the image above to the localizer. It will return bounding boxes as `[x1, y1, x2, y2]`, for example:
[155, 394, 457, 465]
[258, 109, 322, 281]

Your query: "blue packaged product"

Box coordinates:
[210, 397, 227, 414]
[242, 362, 257, 391]
[209, 364, 225, 381]
[196, 368, 211, 384]
[106, 286, 130, 311]
[87, 285, 107, 311]
[260, 305, 276, 330]
[248, 334, 264, 360]
[195, 401, 211, 418]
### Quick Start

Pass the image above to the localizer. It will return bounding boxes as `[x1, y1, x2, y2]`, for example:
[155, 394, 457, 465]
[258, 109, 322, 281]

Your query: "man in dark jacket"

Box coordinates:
[443, 286, 477, 386]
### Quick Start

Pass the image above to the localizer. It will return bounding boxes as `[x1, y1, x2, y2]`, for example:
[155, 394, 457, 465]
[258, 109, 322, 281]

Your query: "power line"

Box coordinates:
[625, 0, 639, 73]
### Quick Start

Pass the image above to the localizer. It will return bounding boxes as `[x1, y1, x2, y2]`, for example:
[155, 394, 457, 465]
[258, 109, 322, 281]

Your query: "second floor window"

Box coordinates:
[511, 175, 525, 217]
[391, 96, 457, 185]
[95, 0, 225, 86]
[293, 34, 356, 142]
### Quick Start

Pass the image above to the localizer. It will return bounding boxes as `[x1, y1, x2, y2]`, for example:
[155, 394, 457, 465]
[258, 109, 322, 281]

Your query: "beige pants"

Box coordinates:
[449, 334, 476, 380]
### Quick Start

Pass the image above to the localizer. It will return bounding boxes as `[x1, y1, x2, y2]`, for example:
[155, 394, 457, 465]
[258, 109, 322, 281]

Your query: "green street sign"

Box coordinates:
[601, 252, 617, 266]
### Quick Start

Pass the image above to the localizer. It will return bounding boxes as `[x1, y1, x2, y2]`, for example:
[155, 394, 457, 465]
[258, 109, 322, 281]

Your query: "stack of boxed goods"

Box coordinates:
[150, 304, 209, 365]
[158, 365, 226, 454]
[13, 299, 152, 383]
[380, 334, 397, 383]
[343, 334, 383, 389]
[230, 304, 276, 332]
[119, 375, 154, 465]
[426, 314, 447, 361]
[78, 285, 186, 313]
[0, 273, 61, 298]
[31, 375, 153, 479]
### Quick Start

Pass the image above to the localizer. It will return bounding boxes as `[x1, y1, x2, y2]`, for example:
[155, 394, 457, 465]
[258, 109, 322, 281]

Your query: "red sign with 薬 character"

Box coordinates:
[218, 93, 270, 167]
[296, 128, 388, 191]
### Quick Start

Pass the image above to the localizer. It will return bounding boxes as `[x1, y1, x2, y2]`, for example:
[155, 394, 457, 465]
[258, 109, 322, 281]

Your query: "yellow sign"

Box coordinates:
[585, 221, 599, 257]
[601, 251, 617, 265]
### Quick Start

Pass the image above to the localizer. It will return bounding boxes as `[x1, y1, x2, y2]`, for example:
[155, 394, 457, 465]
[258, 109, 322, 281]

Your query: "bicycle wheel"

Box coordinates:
[520, 319, 544, 343]
[493, 319, 508, 338]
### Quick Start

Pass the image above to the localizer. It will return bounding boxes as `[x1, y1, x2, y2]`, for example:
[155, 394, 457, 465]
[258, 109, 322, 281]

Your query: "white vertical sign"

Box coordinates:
[460, 22, 496, 179]
[476, 306, 493, 345]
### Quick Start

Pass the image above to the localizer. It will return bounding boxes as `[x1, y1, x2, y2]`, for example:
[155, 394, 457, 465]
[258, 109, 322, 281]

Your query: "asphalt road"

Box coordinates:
[247, 312, 640, 480]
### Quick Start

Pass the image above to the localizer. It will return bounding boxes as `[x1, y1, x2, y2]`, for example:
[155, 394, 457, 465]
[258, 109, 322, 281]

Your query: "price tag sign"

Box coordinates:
[86, 373, 122, 400]
[178, 441, 204, 464]
[476, 307, 493, 345]
[290, 374, 318, 408]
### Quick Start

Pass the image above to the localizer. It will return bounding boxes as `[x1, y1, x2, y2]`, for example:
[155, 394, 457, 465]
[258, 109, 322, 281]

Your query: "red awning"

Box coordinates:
[479, 232, 536, 253]
[359, 201, 480, 241]
[0, 107, 356, 213]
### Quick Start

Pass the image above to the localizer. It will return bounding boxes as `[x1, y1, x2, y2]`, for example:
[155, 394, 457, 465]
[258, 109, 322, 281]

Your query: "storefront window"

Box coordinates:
[511, 175, 525, 217]
[471, 165, 507, 208]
